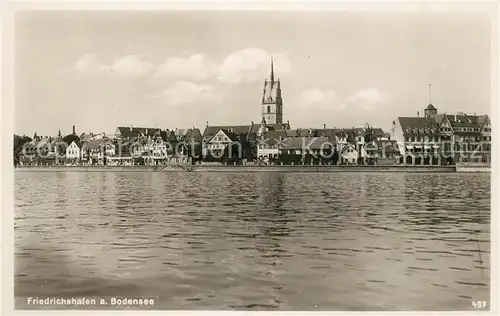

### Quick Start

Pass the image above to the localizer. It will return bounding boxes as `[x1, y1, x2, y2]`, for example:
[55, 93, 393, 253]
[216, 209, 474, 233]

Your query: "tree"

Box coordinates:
[13, 134, 33, 166]
[222, 143, 242, 163]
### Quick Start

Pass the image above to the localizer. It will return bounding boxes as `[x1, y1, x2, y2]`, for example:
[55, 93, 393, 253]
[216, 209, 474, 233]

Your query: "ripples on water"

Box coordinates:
[15, 171, 490, 310]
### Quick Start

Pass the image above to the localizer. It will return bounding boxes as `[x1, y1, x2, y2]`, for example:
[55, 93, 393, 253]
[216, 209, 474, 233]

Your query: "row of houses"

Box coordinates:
[17, 106, 491, 167]
[19, 127, 202, 166]
[17, 121, 393, 166]
[200, 118, 394, 165]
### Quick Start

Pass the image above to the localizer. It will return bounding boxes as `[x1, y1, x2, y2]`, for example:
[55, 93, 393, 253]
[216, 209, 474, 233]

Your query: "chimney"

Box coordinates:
[251, 121, 254, 125]
[145, 128, 148, 135]
[72, 125, 76, 135]
[206, 121, 209, 127]
[130, 126, 133, 132]
[324, 123, 326, 129]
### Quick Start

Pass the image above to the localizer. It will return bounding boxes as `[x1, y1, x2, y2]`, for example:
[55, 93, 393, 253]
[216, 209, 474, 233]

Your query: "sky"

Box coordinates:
[14, 9, 494, 137]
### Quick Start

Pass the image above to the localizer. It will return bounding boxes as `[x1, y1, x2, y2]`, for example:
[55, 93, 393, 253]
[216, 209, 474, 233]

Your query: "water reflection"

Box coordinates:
[14, 171, 490, 311]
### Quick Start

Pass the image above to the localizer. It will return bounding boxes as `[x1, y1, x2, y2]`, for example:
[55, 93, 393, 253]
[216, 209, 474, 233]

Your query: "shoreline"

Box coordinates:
[13, 165, 463, 173]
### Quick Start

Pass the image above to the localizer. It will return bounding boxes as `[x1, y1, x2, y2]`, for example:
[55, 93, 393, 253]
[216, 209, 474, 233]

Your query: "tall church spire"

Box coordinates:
[261, 56, 283, 125]
[270, 57, 274, 83]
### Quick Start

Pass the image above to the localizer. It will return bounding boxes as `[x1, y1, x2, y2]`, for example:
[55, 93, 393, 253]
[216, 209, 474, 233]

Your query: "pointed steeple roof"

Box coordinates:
[426, 103, 436, 110]
[270, 57, 274, 82]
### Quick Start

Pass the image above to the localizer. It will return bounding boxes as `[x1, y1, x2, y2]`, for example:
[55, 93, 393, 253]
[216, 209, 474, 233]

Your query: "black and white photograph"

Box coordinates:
[3, 2, 498, 313]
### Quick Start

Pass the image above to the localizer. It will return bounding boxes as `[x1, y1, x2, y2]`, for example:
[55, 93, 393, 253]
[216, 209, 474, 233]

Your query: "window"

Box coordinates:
[267, 106, 271, 114]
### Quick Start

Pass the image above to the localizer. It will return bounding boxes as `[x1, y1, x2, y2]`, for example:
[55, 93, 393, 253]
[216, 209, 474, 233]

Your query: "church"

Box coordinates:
[261, 57, 284, 126]
[202, 58, 291, 158]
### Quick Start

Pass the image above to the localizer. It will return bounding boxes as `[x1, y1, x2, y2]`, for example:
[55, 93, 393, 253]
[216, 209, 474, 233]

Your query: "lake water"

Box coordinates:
[14, 171, 491, 311]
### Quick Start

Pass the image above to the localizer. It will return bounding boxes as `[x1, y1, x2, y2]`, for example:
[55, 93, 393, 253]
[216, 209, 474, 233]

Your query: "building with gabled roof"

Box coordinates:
[202, 128, 243, 160]
[340, 143, 358, 165]
[392, 98, 491, 165]
[66, 140, 82, 162]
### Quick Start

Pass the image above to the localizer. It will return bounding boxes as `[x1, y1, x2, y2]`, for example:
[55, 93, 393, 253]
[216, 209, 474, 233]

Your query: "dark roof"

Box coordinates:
[370, 128, 386, 137]
[340, 143, 357, 154]
[161, 130, 178, 142]
[117, 127, 160, 138]
[281, 137, 334, 150]
[425, 103, 437, 110]
[69, 140, 82, 148]
[446, 115, 482, 128]
[257, 130, 288, 147]
[288, 127, 385, 140]
[434, 113, 490, 129]
[157, 130, 168, 141]
[262, 130, 288, 140]
[203, 125, 253, 138]
[433, 113, 446, 125]
[398, 117, 439, 136]
[477, 115, 489, 127]
[203, 123, 286, 139]
[183, 128, 203, 143]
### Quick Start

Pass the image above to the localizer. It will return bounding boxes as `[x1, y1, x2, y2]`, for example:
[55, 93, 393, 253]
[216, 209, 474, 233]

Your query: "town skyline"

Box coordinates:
[15, 10, 493, 136]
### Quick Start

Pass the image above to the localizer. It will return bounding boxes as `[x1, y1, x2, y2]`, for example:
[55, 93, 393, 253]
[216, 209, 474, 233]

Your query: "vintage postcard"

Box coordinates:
[2, 2, 499, 314]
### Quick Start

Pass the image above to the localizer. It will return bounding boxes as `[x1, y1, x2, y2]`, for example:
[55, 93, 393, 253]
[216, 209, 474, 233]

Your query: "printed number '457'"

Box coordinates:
[472, 301, 487, 309]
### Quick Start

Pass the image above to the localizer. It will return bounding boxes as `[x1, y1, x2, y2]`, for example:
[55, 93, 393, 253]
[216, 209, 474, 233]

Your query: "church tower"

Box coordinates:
[424, 84, 438, 119]
[261, 57, 283, 125]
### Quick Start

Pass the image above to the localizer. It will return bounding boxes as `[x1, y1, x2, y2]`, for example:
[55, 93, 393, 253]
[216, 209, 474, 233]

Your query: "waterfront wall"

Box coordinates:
[190, 165, 456, 173]
[15, 165, 457, 173]
[455, 162, 491, 173]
